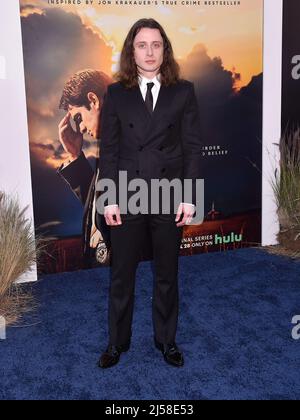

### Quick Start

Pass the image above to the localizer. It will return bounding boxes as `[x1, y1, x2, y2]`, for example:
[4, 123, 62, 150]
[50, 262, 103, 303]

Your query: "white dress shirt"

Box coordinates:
[138, 73, 161, 110]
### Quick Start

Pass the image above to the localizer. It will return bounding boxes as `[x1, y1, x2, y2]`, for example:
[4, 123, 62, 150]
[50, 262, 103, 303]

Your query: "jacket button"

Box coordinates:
[136, 170, 140, 175]
[129, 123, 134, 128]
[161, 168, 166, 173]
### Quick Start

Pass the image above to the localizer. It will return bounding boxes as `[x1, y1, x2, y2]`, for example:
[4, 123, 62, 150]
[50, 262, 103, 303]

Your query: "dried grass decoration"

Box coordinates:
[0, 192, 38, 325]
[271, 128, 300, 257]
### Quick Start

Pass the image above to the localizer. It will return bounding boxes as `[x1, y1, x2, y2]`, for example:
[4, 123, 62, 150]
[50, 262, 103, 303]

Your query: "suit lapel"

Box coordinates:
[129, 85, 152, 126]
[152, 84, 170, 119]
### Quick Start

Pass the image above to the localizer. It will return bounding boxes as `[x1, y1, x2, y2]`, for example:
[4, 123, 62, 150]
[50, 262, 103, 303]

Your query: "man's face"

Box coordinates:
[133, 28, 164, 77]
[68, 93, 100, 139]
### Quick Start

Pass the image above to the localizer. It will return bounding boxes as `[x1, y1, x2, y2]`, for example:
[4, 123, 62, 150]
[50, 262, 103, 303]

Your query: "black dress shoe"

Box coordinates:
[155, 338, 184, 367]
[98, 342, 130, 369]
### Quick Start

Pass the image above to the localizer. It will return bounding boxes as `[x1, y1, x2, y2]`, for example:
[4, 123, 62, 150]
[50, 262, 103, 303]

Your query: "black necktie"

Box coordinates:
[145, 82, 155, 115]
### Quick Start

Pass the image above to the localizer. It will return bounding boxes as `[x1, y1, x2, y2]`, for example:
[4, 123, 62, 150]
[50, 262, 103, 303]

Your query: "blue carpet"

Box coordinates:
[1, 248, 300, 400]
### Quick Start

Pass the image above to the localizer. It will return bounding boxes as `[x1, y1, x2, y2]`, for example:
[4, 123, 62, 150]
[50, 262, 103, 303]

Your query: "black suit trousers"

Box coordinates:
[108, 213, 183, 346]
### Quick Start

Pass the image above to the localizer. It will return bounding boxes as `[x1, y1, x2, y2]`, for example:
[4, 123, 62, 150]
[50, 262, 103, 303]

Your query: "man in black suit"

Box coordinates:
[57, 70, 112, 267]
[98, 19, 203, 368]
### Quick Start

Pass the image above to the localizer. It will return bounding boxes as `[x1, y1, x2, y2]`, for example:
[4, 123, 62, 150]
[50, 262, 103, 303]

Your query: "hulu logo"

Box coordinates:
[215, 232, 243, 245]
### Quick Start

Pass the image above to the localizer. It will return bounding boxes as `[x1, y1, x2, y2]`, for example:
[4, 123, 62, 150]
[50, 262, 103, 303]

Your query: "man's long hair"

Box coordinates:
[115, 18, 181, 88]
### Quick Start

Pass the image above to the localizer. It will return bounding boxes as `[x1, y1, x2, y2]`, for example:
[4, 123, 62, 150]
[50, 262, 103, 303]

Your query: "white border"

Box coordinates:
[0, 0, 37, 282]
[262, 0, 282, 246]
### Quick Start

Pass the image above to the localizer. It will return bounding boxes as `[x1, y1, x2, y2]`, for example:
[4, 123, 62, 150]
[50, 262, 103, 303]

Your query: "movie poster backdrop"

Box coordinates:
[19, 0, 263, 273]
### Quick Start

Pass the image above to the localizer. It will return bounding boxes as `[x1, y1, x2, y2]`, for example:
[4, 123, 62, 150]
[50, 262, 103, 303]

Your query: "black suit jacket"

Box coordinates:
[98, 79, 203, 211]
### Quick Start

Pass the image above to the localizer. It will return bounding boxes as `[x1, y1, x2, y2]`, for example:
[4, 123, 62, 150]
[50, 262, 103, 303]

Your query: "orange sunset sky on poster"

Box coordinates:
[20, 0, 263, 89]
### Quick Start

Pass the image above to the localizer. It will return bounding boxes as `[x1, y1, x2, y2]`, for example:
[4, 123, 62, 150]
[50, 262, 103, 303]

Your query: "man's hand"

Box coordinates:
[58, 112, 83, 162]
[175, 203, 195, 227]
[104, 205, 122, 226]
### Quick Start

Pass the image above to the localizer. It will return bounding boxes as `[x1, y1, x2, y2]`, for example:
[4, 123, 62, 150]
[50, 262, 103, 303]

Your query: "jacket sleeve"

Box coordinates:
[98, 85, 121, 206]
[181, 82, 204, 205]
[58, 152, 94, 206]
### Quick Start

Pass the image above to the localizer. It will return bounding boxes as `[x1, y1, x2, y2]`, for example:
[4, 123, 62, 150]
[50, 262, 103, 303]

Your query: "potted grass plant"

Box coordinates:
[272, 128, 300, 255]
[0, 192, 39, 325]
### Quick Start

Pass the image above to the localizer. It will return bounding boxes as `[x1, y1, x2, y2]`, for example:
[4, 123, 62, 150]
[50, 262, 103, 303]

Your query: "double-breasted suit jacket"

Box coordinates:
[99, 79, 203, 211]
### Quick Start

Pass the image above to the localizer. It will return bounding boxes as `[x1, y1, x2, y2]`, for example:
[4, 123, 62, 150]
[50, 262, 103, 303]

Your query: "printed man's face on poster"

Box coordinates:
[68, 94, 101, 140]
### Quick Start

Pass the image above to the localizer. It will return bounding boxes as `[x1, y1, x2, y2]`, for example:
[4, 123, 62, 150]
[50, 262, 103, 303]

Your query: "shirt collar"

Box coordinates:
[138, 73, 161, 90]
